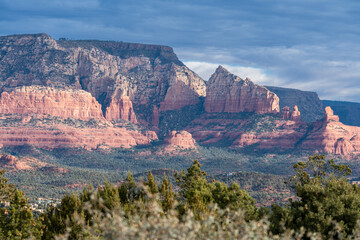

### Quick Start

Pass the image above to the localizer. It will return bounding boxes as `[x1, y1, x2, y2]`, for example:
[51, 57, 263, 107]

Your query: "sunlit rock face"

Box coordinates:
[0, 86, 104, 120]
[0, 33, 206, 122]
[204, 66, 280, 114]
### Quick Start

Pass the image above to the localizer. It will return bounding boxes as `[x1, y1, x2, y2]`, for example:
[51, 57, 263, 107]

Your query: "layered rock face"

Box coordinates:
[0, 125, 153, 149]
[204, 66, 280, 114]
[0, 33, 206, 123]
[301, 107, 360, 155]
[164, 130, 196, 149]
[105, 88, 137, 123]
[0, 86, 104, 120]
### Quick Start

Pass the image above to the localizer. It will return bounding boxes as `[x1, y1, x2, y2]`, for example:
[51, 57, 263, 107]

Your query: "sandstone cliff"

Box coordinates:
[0, 125, 153, 149]
[0, 86, 104, 120]
[300, 106, 360, 155]
[204, 66, 280, 114]
[0, 33, 206, 123]
[105, 88, 137, 123]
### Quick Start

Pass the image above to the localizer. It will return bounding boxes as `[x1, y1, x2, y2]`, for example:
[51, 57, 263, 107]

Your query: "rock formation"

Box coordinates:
[0, 86, 104, 120]
[266, 86, 324, 122]
[204, 66, 280, 114]
[322, 100, 360, 127]
[164, 130, 196, 149]
[290, 105, 301, 122]
[324, 106, 340, 122]
[0, 125, 154, 149]
[159, 65, 206, 111]
[105, 88, 137, 123]
[0, 33, 206, 123]
[300, 107, 360, 155]
[281, 106, 290, 120]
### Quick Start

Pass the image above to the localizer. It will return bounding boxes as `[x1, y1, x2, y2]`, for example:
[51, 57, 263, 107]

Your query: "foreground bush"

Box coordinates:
[2, 155, 360, 239]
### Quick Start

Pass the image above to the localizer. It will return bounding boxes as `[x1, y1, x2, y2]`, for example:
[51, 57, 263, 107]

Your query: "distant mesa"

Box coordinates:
[0, 33, 360, 156]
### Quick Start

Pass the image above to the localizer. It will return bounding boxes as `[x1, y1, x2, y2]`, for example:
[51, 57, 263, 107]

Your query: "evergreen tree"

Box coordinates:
[270, 154, 360, 238]
[144, 172, 158, 194]
[42, 193, 84, 240]
[118, 171, 143, 204]
[159, 174, 175, 212]
[212, 181, 257, 220]
[97, 180, 120, 211]
[0, 171, 40, 239]
[175, 159, 214, 216]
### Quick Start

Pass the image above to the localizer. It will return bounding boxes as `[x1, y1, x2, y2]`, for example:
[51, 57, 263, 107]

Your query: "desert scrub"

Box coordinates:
[54, 192, 315, 240]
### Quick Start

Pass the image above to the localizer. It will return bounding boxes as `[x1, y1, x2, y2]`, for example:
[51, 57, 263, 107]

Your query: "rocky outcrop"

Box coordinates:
[322, 100, 360, 127]
[301, 107, 360, 155]
[0, 125, 154, 149]
[204, 66, 280, 114]
[281, 105, 301, 122]
[0, 86, 104, 120]
[290, 105, 301, 122]
[105, 88, 137, 123]
[164, 130, 196, 149]
[281, 106, 290, 120]
[266, 86, 324, 122]
[0, 33, 206, 123]
[159, 65, 206, 111]
[324, 106, 340, 122]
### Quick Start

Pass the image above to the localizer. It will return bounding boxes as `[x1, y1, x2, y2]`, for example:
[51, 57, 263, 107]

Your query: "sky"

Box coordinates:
[1, 0, 360, 102]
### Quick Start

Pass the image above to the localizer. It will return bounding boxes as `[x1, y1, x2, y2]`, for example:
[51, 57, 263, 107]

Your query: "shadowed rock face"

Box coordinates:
[266, 86, 324, 123]
[0, 33, 206, 122]
[204, 66, 280, 114]
[322, 100, 360, 127]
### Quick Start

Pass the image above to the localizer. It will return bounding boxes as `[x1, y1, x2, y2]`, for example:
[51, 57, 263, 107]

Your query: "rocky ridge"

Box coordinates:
[0, 33, 359, 155]
[204, 66, 280, 114]
[0, 33, 206, 125]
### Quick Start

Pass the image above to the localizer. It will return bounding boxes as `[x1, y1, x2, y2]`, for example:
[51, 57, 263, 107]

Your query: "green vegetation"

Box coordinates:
[1, 155, 360, 239]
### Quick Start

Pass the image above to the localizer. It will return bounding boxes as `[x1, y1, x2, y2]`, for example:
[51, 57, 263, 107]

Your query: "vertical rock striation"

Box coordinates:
[0, 86, 104, 120]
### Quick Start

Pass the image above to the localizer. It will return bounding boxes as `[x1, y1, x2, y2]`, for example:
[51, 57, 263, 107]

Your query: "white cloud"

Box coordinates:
[183, 61, 279, 85]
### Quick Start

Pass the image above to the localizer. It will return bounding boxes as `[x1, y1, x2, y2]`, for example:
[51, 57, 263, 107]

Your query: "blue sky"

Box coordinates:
[1, 0, 360, 101]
